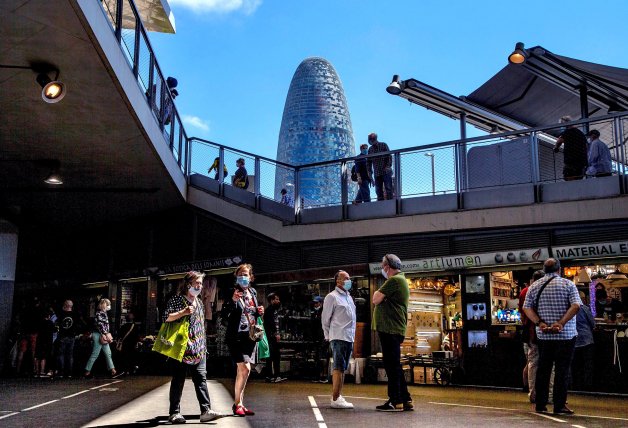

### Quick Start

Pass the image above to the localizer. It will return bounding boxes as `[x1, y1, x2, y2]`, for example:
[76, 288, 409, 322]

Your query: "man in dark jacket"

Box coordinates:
[263, 293, 283, 382]
[554, 116, 588, 181]
[354, 143, 372, 203]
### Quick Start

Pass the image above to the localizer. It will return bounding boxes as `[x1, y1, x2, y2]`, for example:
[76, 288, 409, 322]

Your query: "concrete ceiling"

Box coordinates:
[0, 0, 184, 230]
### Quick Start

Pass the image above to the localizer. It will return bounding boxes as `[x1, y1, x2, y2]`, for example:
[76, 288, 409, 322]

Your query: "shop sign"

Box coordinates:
[552, 241, 628, 260]
[160, 256, 243, 275]
[368, 248, 549, 274]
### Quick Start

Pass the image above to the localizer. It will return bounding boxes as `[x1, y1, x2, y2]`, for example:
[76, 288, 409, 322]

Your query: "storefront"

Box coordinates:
[368, 248, 550, 386]
[551, 240, 628, 393]
[254, 265, 370, 380]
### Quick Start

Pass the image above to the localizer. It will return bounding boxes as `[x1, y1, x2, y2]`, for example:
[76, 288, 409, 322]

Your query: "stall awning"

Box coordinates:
[466, 47, 628, 128]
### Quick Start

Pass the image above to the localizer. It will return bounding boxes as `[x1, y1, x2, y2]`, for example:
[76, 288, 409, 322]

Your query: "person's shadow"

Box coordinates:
[85, 413, 234, 427]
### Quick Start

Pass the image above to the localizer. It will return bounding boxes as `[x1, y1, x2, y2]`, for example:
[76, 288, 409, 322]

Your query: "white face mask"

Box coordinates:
[382, 267, 388, 279]
[188, 287, 202, 297]
[105, 305, 111, 311]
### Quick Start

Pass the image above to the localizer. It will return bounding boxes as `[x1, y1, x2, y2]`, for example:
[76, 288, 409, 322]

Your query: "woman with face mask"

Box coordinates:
[163, 271, 218, 424]
[221, 263, 264, 417]
[164, 271, 218, 424]
[84, 298, 117, 379]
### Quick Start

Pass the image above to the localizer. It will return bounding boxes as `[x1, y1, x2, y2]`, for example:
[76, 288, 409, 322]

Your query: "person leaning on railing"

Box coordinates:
[208, 157, 228, 181]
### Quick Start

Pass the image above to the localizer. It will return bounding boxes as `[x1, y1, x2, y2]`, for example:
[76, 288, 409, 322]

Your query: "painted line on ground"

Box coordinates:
[62, 390, 91, 399]
[22, 399, 59, 411]
[572, 425, 587, 428]
[0, 412, 20, 420]
[574, 414, 628, 421]
[316, 394, 383, 401]
[89, 380, 123, 390]
[308, 396, 327, 428]
[429, 401, 518, 412]
[532, 412, 567, 423]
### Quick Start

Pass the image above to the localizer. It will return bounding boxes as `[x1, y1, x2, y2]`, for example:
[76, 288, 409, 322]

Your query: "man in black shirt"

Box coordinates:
[56, 300, 79, 378]
[263, 293, 283, 382]
[554, 116, 588, 181]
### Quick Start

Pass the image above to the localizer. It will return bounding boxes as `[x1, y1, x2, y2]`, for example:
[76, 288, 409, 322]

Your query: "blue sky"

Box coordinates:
[150, 0, 628, 162]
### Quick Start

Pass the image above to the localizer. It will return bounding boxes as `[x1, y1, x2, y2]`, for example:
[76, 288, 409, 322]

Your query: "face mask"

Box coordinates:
[189, 287, 201, 297]
[105, 305, 111, 311]
[360, 149, 368, 155]
[382, 268, 388, 279]
[314, 306, 321, 311]
[237, 276, 250, 288]
[343, 279, 352, 291]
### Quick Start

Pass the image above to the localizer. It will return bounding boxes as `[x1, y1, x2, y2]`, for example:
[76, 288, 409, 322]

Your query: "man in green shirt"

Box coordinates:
[372, 254, 412, 412]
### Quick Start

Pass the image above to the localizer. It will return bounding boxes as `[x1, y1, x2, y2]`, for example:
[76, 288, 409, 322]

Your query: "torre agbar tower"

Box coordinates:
[275, 57, 355, 207]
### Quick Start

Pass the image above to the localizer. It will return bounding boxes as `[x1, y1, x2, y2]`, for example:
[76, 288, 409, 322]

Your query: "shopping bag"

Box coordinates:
[256, 317, 270, 360]
[152, 317, 190, 362]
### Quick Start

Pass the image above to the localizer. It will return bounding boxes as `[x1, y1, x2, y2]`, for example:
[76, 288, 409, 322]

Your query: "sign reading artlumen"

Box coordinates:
[552, 241, 628, 260]
[368, 248, 549, 274]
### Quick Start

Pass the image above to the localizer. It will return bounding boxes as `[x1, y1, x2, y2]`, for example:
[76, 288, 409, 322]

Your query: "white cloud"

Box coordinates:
[182, 115, 210, 132]
[169, 0, 262, 15]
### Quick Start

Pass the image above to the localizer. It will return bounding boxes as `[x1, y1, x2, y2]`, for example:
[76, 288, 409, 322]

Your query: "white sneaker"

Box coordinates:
[331, 395, 354, 409]
[200, 409, 220, 422]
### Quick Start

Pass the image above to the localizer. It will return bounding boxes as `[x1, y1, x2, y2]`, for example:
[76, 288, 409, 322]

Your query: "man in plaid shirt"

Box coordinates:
[523, 258, 581, 416]
[367, 133, 393, 201]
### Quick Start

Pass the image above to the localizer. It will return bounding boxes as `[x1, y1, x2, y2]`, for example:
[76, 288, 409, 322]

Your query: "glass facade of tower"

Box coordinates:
[275, 57, 355, 207]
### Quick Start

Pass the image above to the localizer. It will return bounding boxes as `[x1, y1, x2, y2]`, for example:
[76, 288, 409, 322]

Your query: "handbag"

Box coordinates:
[99, 333, 112, 345]
[256, 317, 270, 359]
[152, 316, 190, 362]
[116, 323, 135, 352]
[240, 298, 264, 342]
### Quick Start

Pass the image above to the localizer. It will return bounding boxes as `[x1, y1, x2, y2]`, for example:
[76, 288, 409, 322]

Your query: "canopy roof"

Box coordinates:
[466, 46, 628, 128]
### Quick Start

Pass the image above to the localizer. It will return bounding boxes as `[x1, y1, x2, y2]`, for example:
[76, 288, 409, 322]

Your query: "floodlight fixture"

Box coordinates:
[386, 75, 403, 95]
[508, 42, 528, 65]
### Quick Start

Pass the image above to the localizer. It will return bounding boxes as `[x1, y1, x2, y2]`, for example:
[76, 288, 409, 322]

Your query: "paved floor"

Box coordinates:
[1, 376, 626, 428]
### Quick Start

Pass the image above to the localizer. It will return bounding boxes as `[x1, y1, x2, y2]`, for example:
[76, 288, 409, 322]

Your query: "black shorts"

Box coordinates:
[228, 331, 256, 364]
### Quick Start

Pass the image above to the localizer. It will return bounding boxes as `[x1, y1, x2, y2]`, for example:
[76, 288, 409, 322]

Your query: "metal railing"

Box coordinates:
[98, 0, 188, 174]
[188, 113, 627, 222]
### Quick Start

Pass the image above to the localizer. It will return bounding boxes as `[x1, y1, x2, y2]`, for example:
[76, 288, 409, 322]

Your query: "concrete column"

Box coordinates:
[0, 220, 18, 373]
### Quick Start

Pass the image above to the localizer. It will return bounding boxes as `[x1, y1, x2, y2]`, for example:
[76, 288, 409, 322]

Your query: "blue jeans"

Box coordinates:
[85, 332, 115, 371]
[57, 336, 75, 376]
[330, 340, 353, 371]
[168, 356, 211, 415]
[354, 180, 371, 203]
[375, 171, 393, 200]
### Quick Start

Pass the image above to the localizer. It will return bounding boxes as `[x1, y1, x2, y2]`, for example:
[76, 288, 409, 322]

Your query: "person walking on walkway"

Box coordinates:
[164, 271, 219, 424]
[585, 129, 612, 177]
[518, 270, 544, 402]
[322, 270, 356, 409]
[523, 258, 581, 415]
[372, 254, 412, 412]
[354, 143, 372, 203]
[56, 300, 79, 378]
[367, 133, 393, 200]
[553, 116, 588, 181]
[84, 298, 117, 379]
[263, 292, 283, 383]
[222, 263, 264, 417]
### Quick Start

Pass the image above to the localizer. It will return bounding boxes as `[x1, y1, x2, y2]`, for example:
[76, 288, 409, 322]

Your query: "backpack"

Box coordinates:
[350, 165, 358, 182]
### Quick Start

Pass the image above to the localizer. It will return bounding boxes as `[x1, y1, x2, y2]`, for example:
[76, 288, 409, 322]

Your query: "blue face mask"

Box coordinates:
[343, 279, 352, 291]
[237, 276, 250, 288]
[360, 149, 368, 155]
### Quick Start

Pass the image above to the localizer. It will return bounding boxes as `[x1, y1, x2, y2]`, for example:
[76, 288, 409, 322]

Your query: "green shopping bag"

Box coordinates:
[152, 316, 190, 362]
[256, 317, 270, 360]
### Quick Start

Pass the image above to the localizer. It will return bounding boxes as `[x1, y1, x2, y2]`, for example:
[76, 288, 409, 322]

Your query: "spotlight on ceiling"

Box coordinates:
[36, 72, 66, 104]
[489, 125, 500, 134]
[508, 42, 528, 65]
[386, 75, 403, 95]
[607, 101, 625, 114]
[44, 160, 63, 185]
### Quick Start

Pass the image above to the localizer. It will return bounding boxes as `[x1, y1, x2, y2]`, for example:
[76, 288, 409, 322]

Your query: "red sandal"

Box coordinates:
[232, 404, 246, 417]
[242, 406, 255, 416]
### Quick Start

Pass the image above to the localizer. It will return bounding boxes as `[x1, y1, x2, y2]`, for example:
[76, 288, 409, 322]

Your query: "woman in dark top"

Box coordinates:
[84, 298, 117, 378]
[163, 271, 218, 424]
[222, 264, 264, 416]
